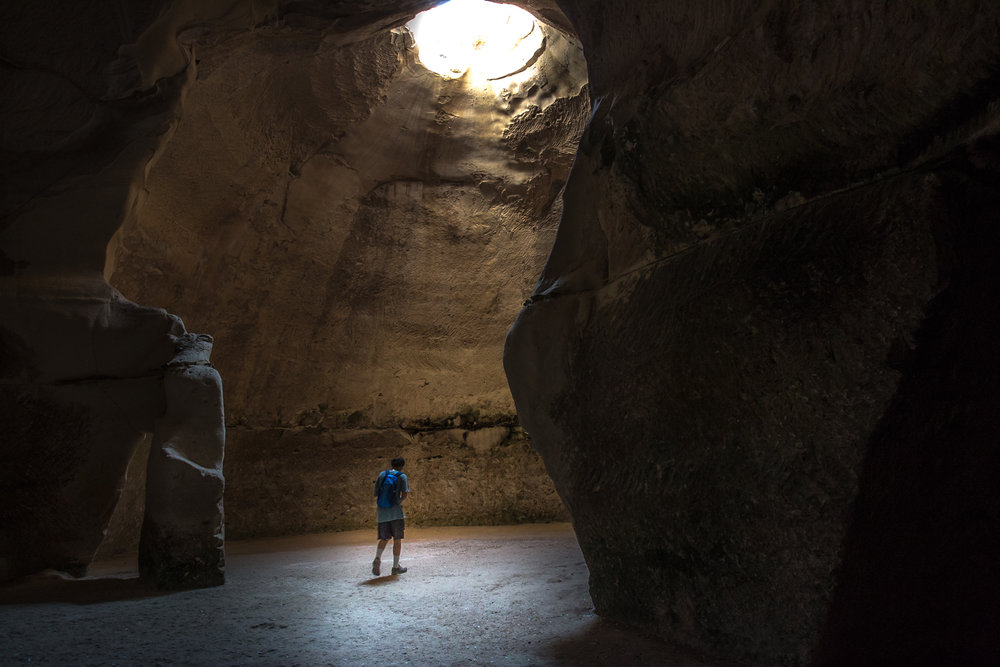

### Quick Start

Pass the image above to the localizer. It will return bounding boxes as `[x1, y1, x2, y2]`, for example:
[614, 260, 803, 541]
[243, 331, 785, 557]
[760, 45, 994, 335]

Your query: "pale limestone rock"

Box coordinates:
[466, 426, 509, 455]
[1, 0, 255, 584]
[140, 333, 226, 588]
[103, 7, 588, 541]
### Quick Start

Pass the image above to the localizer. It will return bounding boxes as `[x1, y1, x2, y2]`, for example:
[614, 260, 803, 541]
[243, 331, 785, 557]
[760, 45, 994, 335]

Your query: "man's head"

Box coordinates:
[391, 457, 405, 469]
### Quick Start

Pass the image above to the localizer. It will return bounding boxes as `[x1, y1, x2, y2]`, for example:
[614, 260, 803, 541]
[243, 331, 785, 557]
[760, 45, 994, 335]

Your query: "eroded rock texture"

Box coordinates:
[3, 0, 584, 583]
[506, 1, 1000, 664]
[104, 4, 587, 539]
[4, 0, 1000, 663]
[0, 0, 270, 586]
[140, 333, 225, 589]
[0, 283, 179, 581]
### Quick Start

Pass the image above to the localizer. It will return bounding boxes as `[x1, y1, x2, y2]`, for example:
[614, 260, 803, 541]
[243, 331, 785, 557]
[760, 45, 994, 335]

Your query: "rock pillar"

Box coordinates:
[139, 333, 226, 588]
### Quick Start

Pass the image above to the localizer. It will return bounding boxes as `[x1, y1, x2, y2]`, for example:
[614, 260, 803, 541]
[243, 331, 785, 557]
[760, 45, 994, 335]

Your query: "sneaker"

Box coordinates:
[372, 558, 381, 576]
[391, 566, 407, 575]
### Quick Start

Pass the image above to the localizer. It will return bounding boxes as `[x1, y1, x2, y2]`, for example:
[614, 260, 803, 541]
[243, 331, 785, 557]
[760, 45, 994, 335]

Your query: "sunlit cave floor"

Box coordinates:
[0, 524, 709, 667]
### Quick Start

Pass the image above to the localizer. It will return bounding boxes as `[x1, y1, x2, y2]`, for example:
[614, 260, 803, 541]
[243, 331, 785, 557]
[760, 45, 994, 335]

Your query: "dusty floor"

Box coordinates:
[0, 524, 709, 666]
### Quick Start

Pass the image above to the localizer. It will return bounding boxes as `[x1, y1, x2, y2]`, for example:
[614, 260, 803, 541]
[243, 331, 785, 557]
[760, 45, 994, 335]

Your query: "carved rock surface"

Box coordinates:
[139, 333, 226, 589]
[223, 426, 561, 538]
[2, 0, 585, 581]
[5, 0, 1000, 662]
[106, 10, 588, 538]
[0, 282, 182, 581]
[0, 1, 262, 584]
[506, 1, 1000, 664]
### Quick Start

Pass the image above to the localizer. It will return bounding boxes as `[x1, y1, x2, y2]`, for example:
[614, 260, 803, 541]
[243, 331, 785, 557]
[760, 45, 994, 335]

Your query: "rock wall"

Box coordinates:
[0, 284, 180, 581]
[3, 0, 586, 583]
[0, 0, 429, 582]
[6, 0, 1000, 662]
[104, 6, 587, 540]
[223, 425, 560, 538]
[506, 1, 1000, 663]
[1, 0, 290, 587]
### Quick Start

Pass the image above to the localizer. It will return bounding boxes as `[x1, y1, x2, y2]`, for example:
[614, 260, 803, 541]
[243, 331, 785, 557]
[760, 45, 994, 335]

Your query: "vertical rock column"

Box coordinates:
[140, 333, 225, 588]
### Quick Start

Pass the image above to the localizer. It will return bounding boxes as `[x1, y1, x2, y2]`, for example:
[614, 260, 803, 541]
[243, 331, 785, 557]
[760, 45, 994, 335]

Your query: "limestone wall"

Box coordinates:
[2, 0, 583, 583]
[506, 1, 1000, 663]
[103, 8, 587, 541]
[6, 0, 1000, 661]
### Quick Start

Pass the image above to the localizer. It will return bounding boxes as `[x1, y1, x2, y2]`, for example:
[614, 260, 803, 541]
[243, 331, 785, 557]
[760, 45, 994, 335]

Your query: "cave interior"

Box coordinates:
[2, 1, 1000, 664]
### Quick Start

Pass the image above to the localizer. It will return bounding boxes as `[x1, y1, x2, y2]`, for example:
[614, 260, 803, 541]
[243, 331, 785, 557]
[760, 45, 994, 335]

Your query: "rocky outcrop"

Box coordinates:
[0, 278, 225, 588]
[0, 283, 181, 581]
[507, 1, 1000, 663]
[140, 333, 226, 588]
[0, 1, 265, 586]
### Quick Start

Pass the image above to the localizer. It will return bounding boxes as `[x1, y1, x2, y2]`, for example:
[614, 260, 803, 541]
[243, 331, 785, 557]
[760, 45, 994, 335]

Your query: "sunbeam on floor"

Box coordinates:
[0, 524, 709, 666]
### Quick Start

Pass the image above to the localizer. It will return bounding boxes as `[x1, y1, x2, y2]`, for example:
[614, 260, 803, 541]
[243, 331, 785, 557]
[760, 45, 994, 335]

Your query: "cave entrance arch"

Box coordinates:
[99, 0, 589, 554]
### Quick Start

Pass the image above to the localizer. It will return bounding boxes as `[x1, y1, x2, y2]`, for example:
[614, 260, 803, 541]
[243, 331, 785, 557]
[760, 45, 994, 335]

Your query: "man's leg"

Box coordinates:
[392, 538, 402, 569]
[389, 518, 407, 574]
[391, 538, 407, 574]
[373, 538, 388, 575]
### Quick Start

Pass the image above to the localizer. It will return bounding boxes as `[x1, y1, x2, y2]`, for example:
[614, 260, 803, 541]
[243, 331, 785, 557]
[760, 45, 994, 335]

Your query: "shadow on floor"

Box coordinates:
[0, 573, 169, 605]
[358, 575, 402, 586]
[545, 617, 713, 667]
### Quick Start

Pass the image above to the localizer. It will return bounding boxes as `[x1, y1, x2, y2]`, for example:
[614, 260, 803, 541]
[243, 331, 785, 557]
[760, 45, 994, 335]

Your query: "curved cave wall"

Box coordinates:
[0, 0, 237, 586]
[103, 4, 588, 540]
[505, 1, 1000, 664]
[1, 0, 586, 581]
[4, 1, 1000, 664]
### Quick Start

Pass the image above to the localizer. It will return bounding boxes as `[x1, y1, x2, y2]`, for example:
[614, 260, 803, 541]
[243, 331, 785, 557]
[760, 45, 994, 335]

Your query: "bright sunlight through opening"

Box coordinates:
[407, 0, 544, 85]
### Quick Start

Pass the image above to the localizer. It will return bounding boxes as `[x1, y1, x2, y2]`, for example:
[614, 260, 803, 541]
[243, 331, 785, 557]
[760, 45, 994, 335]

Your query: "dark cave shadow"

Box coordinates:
[0, 574, 172, 605]
[545, 617, 713, 667]
[358, 575, 402, 586]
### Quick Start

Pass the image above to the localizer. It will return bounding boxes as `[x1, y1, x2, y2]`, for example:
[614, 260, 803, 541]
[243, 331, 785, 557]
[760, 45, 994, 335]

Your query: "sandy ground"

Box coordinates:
[0, 524, 710, 667]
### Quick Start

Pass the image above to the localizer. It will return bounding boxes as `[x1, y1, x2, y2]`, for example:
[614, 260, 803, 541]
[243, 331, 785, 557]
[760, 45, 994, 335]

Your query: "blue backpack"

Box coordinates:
[376, 470, 401, 508]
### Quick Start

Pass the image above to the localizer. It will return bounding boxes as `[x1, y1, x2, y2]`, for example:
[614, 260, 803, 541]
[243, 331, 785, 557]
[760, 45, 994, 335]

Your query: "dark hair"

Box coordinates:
[391, 457, 405, 469]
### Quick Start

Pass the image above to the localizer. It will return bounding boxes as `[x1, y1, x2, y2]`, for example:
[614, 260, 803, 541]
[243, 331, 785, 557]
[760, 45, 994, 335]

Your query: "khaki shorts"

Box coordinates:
[377, 518, 405, 540]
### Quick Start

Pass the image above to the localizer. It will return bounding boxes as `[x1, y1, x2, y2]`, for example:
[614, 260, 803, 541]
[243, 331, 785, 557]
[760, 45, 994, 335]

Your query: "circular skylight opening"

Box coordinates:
[407, 0, 544, 83]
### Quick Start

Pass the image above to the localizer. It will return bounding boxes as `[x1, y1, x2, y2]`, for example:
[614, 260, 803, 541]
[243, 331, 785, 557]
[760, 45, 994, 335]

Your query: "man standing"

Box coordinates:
[373, 457, 410, 576]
